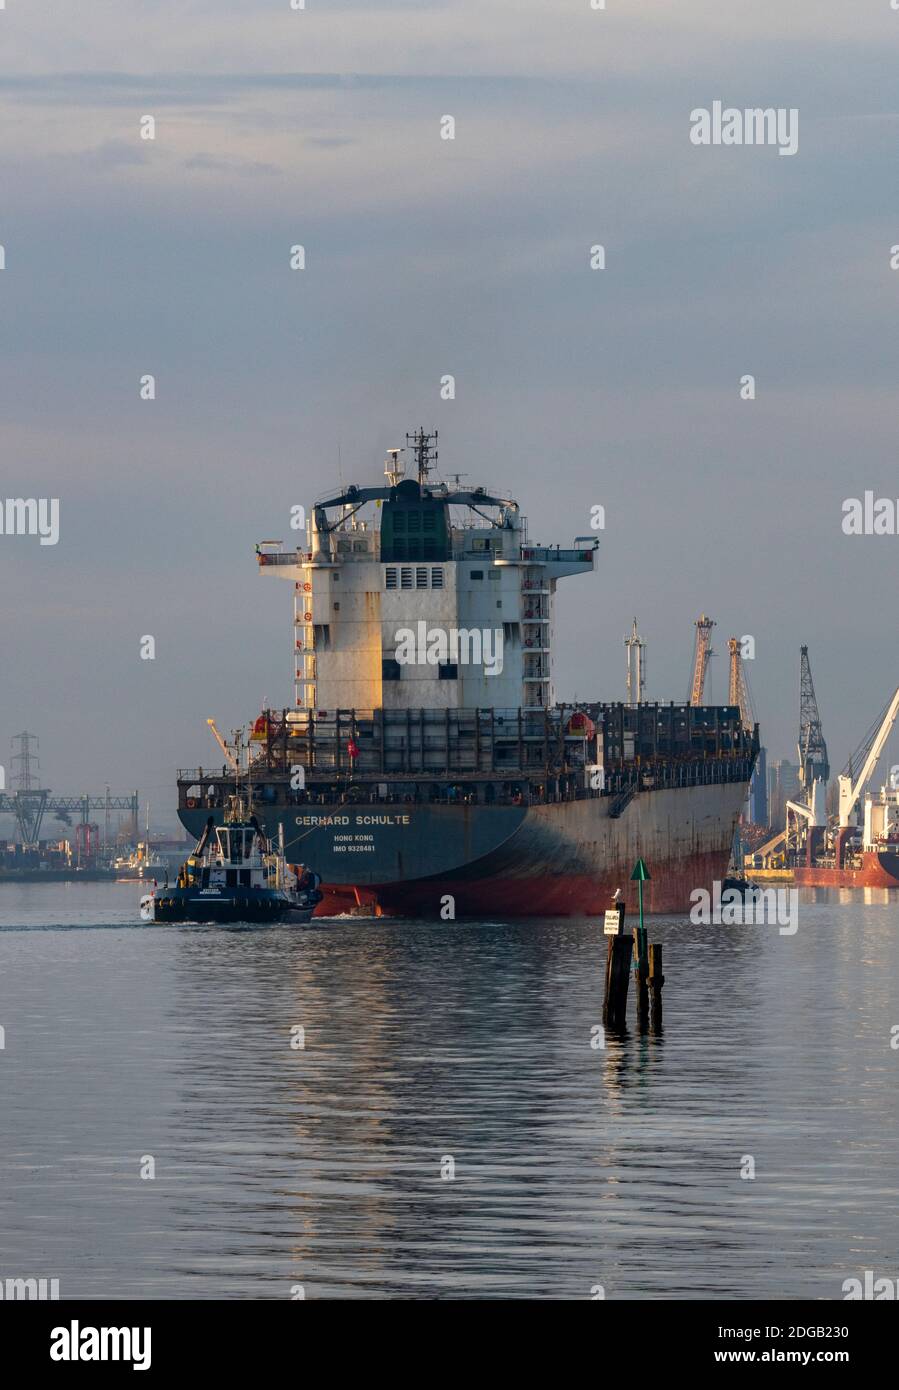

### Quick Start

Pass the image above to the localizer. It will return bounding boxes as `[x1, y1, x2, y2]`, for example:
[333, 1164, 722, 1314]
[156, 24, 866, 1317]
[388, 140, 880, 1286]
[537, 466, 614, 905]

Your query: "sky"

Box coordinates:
[1, 0, 899, 831]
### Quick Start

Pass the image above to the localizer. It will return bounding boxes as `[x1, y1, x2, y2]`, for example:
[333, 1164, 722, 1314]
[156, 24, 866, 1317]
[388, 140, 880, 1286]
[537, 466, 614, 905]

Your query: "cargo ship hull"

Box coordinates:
[178, 778, 747, 917]
[793, 850, 899, 890]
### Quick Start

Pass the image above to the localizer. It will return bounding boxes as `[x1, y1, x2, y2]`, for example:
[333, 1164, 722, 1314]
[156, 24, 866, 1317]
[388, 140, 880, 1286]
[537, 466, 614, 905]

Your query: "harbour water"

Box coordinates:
[1, 882, 897, 1299]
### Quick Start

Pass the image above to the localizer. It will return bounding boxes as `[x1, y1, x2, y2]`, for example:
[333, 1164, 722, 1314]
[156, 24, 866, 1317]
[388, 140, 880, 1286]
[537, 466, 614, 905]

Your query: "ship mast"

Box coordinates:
[405, 427, 438, 486]
[624, 618, 646, 705]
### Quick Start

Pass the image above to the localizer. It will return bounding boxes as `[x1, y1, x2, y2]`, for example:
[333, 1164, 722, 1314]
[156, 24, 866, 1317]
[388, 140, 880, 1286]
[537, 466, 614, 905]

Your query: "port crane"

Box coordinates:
[688, 614, 715, 705]
[784, 646, 830, 852]
[797, 646, 829, 791]
[727, 638, 755, 731]
[837, 687, 899, 827]
[754, 647, 829, 865]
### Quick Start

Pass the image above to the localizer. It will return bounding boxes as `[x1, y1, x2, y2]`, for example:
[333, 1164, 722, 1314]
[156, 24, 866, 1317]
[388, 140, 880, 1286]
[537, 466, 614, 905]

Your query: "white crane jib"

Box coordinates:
[207, 718, 240, 772]
[786, 777, 827, 829]
[838, 686, 899, 827]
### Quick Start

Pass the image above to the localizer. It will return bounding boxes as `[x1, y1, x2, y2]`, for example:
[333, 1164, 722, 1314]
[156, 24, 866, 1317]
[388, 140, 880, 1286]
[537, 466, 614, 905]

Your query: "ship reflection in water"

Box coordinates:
[1, 882, 898, 1298]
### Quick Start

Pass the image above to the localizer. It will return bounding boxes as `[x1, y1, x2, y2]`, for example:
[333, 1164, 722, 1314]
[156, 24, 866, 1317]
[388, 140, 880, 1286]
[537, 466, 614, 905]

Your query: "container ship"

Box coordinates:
[176, 430, 758, 917]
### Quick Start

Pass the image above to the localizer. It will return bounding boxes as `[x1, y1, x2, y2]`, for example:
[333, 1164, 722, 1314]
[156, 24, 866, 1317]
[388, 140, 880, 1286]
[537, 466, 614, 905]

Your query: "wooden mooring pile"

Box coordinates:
[601, 859, 665, 1034]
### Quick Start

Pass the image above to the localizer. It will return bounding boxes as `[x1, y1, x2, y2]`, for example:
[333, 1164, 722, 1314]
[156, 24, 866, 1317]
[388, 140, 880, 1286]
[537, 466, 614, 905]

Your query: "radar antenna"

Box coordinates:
[406, 427, 438, 486]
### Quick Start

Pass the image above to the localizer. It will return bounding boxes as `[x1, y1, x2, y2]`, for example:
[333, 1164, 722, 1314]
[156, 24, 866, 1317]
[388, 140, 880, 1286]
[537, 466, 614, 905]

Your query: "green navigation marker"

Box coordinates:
[631, 859, 651, 976]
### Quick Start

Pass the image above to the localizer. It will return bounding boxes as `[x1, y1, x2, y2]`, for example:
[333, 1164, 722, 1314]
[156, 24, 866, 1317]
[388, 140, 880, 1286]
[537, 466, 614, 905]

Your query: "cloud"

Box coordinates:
[74, 139, 150, 169]
[183, 151, 280, 176]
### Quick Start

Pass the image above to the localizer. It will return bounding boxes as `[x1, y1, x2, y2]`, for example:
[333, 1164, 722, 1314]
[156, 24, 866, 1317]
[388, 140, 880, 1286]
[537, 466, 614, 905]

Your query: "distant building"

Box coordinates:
[767, 758, 800, 831]
[749, 746, 768, 825]
[777, 760, 801, 800]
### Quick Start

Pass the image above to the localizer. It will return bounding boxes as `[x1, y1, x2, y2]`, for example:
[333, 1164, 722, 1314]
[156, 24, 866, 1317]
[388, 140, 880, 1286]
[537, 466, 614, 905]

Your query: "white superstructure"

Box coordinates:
[257, 431, 597, 713]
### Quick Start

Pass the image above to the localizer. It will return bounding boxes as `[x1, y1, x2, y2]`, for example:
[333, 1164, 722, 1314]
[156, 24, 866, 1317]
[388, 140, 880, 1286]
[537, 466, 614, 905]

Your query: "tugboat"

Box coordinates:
[139, 795, 322, 925]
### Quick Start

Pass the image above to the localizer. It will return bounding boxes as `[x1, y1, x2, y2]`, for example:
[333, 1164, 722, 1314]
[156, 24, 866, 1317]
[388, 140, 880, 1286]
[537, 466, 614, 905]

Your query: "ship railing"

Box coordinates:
[520, 547, 595, 564]
[177, 751, 757, 791]
[176, 755, 757, 813]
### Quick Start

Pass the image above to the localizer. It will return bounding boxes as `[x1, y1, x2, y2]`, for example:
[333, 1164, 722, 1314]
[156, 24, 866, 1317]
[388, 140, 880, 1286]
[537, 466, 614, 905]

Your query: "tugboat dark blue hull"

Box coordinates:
[147, 886, 313, 924]
[142, 802, 322, 925]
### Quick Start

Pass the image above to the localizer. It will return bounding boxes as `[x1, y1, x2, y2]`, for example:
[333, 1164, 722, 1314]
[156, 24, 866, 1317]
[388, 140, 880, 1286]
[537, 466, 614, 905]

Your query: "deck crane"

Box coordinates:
[689, 614, 715, 706]
[838, 687, 899, 827]
[206, 718, 240, 772]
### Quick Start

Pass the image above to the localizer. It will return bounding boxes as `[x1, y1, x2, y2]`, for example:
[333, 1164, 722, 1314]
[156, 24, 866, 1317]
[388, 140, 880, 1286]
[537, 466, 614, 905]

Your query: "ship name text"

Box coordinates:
[295, 814, 412, 827]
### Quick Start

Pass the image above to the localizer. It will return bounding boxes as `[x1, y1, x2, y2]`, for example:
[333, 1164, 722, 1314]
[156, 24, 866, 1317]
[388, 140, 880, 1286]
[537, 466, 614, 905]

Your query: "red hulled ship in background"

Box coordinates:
[765, 654, 899, 889]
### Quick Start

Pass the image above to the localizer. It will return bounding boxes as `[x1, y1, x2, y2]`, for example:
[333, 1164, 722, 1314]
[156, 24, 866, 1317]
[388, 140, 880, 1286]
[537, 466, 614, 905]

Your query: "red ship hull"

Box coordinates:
[308, 781, 746, 918]
[794, 850, 899, 889]
[317, 848, 733, 918]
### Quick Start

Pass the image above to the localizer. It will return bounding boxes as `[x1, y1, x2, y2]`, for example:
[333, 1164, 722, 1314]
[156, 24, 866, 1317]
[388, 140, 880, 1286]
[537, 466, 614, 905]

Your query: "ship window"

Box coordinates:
[226, 869, 237, 887]
[382, 658, 402, 681]
[333, 602, 340, 611]
[352, 541, 366, 553]
[400, 568, 413, 589]
[415, 568, 427, 588]
[471, 569, 484, 580]
[488, 569, 500, 581]
[385, 568, 397, 589]
[438, 663, 458, 680]
[431, 568, 444, 588]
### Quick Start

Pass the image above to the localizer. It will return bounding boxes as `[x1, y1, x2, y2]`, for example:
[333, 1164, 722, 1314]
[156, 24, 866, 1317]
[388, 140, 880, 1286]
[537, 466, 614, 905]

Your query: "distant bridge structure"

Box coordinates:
[1, 732, 138, 847]
[0, 790, 140, 849]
